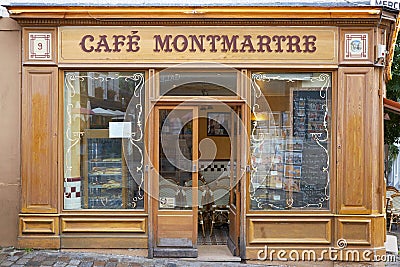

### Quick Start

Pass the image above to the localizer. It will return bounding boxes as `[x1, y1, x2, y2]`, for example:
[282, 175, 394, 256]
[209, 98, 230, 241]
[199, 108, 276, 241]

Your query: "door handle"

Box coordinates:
[145, 165, 154, 172]
[246, 165, 253, 173]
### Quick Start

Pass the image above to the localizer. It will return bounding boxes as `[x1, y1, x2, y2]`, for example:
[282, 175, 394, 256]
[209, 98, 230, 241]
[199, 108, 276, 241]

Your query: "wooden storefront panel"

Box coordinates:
[22, 28, 57, 65]
[20, 216, 59, 234]
[247, 218, 332, 244]
[339, 28, 374, 65]
[372, 67, 384, 214]
[22, 67, 58, 213]
[61, 217, 146, 233]
[18, 215, 60, 249]
[337, 67, 374, 215]
[335, 216, 385, 247]
[157, 214, 193, 243]
[61, 236, 148, 249]
[60, 216, 148, 248]
[337, 218, 371, 245]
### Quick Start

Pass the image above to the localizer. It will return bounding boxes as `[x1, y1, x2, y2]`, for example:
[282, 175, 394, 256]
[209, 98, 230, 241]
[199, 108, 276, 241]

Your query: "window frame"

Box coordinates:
[60, 69, 149, 213]
[246, 70, 337, 214]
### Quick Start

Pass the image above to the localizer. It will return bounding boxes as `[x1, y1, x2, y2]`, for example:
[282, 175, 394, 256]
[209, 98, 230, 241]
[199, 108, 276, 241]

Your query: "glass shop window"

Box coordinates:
[249, 72, 331, 210]
[63, 71, 145, 210]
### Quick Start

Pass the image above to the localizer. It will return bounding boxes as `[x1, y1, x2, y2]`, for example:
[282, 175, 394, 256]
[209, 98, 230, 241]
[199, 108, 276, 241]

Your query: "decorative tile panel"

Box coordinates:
[29, 32, 52, 60]
[344, 33, 368, 59]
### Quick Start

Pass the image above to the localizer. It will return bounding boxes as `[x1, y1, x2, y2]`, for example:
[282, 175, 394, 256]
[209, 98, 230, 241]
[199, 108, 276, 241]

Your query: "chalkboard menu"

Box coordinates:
[292, 89, 328, 141]
[250, 87, 330, 210]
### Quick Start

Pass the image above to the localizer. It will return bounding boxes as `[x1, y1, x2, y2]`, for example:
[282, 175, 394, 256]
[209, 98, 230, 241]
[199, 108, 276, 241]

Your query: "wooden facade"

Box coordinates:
[6, 4, 399, 262]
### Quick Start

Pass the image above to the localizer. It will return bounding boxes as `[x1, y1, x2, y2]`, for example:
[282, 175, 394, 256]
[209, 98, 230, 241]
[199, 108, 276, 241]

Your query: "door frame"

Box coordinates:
[227, 105, 244, 256]
[149, 101, 245, 258]
[152, 105, 199, 250]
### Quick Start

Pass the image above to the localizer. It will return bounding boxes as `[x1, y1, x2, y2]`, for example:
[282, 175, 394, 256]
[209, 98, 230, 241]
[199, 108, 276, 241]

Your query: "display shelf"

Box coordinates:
[88, 185, 123, 189]
[88, 173, 122, 177]
[82, 128, 129, 209]
[89, 160, 122, 163]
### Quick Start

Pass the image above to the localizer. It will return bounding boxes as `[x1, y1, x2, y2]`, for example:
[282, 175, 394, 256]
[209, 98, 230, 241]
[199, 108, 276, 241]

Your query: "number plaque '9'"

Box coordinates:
[28, 32, 52, 60]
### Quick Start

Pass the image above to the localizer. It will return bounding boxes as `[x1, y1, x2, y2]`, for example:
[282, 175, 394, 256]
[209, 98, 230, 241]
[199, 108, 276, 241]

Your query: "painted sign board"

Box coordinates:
[59, 26, 338, 64]
[371, 0, 400, 10]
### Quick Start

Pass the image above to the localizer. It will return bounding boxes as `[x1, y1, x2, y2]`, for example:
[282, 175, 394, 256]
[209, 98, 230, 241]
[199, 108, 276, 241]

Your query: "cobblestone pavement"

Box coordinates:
[0, 247, 272, 267]
[2, 247, 400, 266]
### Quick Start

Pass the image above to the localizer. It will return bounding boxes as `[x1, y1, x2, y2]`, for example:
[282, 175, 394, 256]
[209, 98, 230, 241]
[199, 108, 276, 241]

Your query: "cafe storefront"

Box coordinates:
[5, 1, 399, 262]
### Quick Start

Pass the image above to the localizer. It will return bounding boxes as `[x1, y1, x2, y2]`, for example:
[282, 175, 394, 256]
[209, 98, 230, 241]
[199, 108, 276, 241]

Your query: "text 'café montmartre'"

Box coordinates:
[79, 32, 318, 53]
[0, 0, 399, 263]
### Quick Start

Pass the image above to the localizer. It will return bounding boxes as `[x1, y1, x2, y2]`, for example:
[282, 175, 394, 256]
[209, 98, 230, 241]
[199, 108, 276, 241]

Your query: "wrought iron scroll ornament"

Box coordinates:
[64, 72, 84, 181]
[64, 72, 145, 209]
[125, 73, 145, 208]
[249, 73, 330, 210]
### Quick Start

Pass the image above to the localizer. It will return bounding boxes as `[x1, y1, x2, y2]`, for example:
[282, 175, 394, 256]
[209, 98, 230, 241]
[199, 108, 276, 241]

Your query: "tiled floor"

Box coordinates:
[197, 224, 229, 245]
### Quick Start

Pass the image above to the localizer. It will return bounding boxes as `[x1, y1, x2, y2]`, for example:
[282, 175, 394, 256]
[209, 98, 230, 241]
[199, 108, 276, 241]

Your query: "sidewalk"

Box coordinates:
[2, 246, 400, 267]
[0, 247, 266, 267]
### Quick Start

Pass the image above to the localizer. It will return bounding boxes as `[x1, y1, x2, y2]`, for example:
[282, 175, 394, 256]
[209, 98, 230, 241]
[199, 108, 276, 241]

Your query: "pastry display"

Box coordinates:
[102, 180, 121, 189]
[90, 167, 122, 175]
[103, 158, 122, 162]
[87, 141, 125, 208]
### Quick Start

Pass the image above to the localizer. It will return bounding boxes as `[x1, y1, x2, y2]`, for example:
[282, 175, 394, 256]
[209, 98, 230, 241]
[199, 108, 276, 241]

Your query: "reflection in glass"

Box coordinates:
[250, 72, 331, 210]
[160, 71, 237, 96]
[159, 109, 193, 210]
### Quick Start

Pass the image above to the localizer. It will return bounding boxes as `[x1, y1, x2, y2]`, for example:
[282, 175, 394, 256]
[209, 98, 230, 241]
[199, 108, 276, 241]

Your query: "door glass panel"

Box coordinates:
[159, 109, 193, 210]
[231, 107, 240, 208]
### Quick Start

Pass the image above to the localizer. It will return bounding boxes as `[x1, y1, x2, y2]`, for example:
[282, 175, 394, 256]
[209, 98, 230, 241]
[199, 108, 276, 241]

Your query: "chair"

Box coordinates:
[209, 186, 230, 236]
[184, 176, 206, 187]
[389, 193, 400, 231]
[386, 186, 399, 221]
[185, 187, 206, 237]
[198, 188, 206, 237]
[216, 176, 230, 188]
[387, 186, 398, 201]
[160, 177, 179, 186]
[387, 185, 398, 202]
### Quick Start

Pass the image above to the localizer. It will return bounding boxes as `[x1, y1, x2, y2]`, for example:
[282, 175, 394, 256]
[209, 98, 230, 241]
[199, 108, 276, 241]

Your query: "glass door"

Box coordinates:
[228, 105, 242, 256]
[154, 106, 199, 253]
